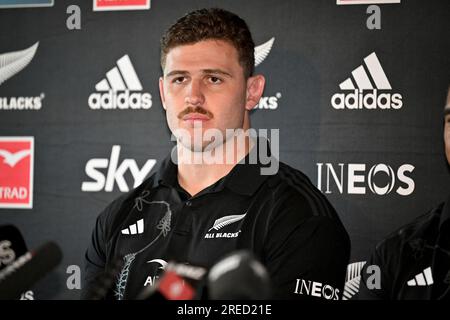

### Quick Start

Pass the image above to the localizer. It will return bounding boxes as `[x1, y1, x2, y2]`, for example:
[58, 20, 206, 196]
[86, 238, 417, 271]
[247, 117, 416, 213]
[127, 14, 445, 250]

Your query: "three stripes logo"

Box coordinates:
[121, 218, 144, 235]
[407, 267, 433, 287]
[88, 54, 152, 110]
[331, 52, 403, 110]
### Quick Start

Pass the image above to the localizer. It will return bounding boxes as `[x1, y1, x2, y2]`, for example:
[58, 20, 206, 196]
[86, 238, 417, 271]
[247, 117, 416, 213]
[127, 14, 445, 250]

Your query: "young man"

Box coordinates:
[357, 86, 450, 300]
[81, 8, 350, 300]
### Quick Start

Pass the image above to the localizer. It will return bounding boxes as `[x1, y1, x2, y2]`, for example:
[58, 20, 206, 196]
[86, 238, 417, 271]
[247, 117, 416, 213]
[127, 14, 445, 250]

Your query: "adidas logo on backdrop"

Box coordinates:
[88, 54, 152, 110]
[331, 52, 403, 110]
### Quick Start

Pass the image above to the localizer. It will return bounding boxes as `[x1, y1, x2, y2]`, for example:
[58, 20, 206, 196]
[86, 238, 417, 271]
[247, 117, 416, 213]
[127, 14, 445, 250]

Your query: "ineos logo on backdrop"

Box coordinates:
[316, 163, 415, 196]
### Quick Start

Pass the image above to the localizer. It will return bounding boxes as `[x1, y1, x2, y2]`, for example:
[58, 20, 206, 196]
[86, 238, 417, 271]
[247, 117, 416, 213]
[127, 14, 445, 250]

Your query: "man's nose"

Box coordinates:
[185, 79, 205, 106]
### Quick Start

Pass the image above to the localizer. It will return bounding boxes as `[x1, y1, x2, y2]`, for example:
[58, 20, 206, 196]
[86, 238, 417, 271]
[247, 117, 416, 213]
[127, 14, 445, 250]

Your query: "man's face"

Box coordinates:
[159, 39, 264, 151]
[444, 92, 450, 165]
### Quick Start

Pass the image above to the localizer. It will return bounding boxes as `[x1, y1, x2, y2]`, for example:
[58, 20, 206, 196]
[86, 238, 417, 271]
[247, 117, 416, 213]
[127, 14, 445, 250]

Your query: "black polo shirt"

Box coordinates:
[358, 195, 450, 300]
[81, 144, 350, 300]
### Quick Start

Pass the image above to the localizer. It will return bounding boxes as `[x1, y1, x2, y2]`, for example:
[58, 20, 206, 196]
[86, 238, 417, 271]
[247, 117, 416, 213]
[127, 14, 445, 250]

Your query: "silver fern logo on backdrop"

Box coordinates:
[0, 42, 44, 111]
[331, 52, 403, 110]
[88, 54, 152, 110]
[254, 37, 282, 110]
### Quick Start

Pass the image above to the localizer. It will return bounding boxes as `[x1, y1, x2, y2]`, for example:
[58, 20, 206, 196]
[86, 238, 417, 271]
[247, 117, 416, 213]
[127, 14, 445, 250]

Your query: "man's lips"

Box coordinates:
[182, 113, 211, 121]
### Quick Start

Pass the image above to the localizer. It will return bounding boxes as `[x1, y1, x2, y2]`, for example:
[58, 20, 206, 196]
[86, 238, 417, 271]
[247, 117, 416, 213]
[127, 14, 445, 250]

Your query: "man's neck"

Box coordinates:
[177, 134, 254, 197]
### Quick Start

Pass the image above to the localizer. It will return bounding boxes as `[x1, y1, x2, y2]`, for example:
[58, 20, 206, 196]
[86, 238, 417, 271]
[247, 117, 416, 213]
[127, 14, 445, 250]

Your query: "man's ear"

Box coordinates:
[245, 74, 265, 111]
[159, 77, 167, 110]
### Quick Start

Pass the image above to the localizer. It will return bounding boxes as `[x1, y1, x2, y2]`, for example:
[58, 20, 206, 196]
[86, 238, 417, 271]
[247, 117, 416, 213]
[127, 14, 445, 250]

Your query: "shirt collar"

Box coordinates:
[151, 147, 178, 189]
[151, 137, 278, 197]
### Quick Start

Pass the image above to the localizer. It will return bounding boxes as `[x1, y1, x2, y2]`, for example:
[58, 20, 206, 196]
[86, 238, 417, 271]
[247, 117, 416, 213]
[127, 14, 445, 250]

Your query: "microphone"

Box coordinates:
[0, 241, 63, 300]
[0, 225, 28, 272]
[206, 250, 272, 299]
[136, 262, 207, 300]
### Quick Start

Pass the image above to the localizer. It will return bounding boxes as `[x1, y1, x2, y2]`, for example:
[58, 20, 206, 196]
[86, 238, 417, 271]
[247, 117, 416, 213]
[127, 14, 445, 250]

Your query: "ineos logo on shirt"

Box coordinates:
[294, 278, 340, 300]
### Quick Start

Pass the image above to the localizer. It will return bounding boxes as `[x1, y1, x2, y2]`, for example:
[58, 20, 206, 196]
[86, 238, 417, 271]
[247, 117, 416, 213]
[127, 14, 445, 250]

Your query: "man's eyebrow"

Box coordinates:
[165, 70, 189, 77]
[201, 69, 232, 77]
[164, 69, 232, 78]
[444, 107, 450, 116]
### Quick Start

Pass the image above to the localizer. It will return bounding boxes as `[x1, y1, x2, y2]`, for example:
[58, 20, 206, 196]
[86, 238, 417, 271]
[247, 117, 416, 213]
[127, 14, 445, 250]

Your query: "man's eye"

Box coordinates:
[209, 76, 222, 84]
[173, 77, 185, 84]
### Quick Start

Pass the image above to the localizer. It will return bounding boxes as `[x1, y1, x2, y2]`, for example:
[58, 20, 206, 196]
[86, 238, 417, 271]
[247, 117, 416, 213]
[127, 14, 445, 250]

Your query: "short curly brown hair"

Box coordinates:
[160, 8, 255, 79]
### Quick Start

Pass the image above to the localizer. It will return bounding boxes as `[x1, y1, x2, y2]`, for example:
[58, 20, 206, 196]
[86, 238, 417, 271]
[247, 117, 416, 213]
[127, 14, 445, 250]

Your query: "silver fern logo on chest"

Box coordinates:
[205, 213, 247, 239]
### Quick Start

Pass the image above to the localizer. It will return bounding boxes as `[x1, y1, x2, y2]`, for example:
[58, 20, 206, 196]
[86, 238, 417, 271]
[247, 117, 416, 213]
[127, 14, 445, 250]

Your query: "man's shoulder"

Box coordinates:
[263, 161, 339, 220]
[257, 161, 350, 254]
[375, 202, 444, 255]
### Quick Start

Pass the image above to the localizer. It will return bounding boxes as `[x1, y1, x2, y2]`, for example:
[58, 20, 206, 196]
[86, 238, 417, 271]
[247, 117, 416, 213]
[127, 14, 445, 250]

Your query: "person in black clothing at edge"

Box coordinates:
[357, 86, 450, 300]
[81, 8, 350, 300]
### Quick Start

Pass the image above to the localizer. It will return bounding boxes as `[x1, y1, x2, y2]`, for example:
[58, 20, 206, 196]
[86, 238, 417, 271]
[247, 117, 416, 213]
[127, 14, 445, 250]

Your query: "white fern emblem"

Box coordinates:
[208, 213, 247, 232]
[0, 42, 39, 86]
[342, 261, 367, 300]
[115, 253, 135, 300]
[254, 37, 275, 67]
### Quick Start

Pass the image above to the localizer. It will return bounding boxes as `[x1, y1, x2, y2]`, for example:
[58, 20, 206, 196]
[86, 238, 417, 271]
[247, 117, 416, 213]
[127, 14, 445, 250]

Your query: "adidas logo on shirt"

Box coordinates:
[121, 218, 144, 235]
[331, 52, 403, 110]
[88, 54, 152, 110]
[407, 267, 433, 286]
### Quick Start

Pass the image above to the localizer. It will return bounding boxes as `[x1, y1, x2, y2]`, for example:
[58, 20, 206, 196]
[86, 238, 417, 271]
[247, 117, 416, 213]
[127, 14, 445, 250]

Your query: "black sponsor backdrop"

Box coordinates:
[0, 0, 449, 299]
